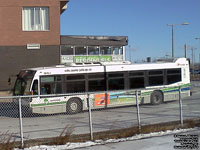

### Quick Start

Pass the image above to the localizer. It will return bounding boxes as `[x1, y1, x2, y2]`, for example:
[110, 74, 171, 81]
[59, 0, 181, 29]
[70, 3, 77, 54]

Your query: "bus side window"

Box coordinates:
[41, 83, 51, 95]
[32, 80, 38, 95]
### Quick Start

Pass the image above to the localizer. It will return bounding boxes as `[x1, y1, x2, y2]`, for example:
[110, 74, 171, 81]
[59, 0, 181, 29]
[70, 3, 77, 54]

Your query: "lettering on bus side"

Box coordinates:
[64, 68, 92, 73]
[43, 72, 51, 75]
[50, 99, 61, 102]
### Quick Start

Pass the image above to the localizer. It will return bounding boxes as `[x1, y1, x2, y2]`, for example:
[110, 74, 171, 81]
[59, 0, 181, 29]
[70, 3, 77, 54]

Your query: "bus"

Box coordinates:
[13, 58, 190, 114]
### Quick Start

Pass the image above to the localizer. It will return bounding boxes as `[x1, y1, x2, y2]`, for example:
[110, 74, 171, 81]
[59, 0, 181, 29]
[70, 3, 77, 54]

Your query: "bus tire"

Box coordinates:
[66, 98, 82, 114]
[150, 90, 163, 105]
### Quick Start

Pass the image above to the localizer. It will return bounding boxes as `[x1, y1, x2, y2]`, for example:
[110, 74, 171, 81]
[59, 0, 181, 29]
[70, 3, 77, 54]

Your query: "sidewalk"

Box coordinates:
[74, 128, 200, 150]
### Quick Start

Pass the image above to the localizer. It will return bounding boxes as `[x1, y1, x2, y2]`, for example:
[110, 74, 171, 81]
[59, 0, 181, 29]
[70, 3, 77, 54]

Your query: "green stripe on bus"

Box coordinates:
[141, 83, 190, 96]
[31, 101, 66, 107]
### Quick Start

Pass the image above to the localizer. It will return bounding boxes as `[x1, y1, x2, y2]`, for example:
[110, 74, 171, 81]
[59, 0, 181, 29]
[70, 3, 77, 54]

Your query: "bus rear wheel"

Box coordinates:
[150, 90, 163, 105]
[66, 98, 82, 114]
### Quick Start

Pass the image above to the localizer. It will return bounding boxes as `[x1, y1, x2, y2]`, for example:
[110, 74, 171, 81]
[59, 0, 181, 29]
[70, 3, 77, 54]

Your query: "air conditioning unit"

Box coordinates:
[27, 43, 40, 50]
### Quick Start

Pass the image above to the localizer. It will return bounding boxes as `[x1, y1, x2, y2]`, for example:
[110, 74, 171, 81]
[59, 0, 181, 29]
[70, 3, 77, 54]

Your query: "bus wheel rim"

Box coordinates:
[70, 102, 78, 111]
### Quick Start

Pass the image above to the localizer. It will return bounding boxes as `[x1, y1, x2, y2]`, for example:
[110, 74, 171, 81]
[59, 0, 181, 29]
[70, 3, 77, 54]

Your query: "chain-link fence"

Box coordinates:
[0, 82, 200, 148]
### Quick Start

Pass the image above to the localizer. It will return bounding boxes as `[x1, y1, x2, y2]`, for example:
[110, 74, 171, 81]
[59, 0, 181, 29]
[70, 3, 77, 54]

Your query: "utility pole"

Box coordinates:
[167, 22, 189, 58]
[184, 44, 187, 58]
[190, 47, 197, 75]
[195, 38, 200, 70]
[191, 47, 194, 75]
[129, 45, 131, 62]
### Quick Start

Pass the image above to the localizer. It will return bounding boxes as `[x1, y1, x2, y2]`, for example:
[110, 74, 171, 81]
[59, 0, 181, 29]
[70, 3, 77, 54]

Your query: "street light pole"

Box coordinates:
[172, 25, 174, 58]
[167, 22, 189, 58]
[195, 37, 200, 69]
[191, 47, 194, 74]
[184, 44, 187, 58]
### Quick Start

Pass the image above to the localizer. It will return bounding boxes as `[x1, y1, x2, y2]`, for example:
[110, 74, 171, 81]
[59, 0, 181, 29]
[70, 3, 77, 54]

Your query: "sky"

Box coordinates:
[60, 0, 200, 62]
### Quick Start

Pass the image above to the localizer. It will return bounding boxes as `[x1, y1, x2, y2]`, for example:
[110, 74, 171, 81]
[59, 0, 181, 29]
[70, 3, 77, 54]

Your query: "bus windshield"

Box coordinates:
[13, 70, 36, 95]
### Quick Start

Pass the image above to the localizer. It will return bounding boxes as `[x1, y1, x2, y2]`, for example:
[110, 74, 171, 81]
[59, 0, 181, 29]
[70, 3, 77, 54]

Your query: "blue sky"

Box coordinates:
[60, 0, 200, 62]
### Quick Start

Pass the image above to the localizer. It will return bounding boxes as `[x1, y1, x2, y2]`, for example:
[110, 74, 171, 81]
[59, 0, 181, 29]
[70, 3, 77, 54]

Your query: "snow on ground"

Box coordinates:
[14, 128, 197, 150]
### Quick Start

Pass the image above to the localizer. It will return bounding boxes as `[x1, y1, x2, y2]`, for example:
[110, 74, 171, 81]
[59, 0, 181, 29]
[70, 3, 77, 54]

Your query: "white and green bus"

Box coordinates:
[13, 58, 190, 114]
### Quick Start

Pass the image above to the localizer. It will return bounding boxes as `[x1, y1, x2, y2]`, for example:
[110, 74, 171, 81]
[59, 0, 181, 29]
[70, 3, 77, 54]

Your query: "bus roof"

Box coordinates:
[24, 58, 189, 76]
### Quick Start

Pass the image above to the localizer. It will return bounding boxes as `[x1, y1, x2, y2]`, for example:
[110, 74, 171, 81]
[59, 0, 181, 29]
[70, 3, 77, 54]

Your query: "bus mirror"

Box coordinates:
[30, 91, 34, 95]
[8, 77, 11, 85]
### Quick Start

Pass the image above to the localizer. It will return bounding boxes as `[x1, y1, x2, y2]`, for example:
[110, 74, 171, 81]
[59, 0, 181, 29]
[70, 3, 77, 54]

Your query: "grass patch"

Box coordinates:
[0, 131, 17, 150]
[50, 125, 74, 145]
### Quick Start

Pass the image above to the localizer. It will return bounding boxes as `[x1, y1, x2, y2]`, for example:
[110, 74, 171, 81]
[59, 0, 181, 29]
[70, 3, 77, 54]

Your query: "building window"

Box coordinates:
[100, 47, 112, 55]
[112, 47, 123, 55]
[22, 7, 49, 31]
[112, 47, 120, 55]
[61, 46, 74, 55]
[88, 46, 99, 55]
[119, 47, 123, 55]
[75, 46, 87, 55]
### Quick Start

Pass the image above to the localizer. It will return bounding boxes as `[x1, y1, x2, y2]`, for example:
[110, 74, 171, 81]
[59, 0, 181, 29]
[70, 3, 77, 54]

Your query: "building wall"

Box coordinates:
[0, 46, 60, 90]
[0, 0, 63, 90]
[0, 0, 61, 46]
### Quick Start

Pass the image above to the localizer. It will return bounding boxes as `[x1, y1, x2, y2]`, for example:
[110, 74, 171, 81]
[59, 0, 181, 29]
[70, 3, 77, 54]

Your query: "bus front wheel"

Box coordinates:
[150, 90, 163, 105]
[66, 98, 82, 114]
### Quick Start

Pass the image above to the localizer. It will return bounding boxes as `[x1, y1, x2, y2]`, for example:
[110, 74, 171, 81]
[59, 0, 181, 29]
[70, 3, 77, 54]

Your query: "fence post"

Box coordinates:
[136, 90, 141, 131]
[179, 86, 183, 127]
[87, 93, 94, 141]
[18, 97, 24, 148]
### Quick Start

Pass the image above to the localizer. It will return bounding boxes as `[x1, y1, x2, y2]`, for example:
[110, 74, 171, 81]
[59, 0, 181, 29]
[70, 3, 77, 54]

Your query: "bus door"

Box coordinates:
[30, 77, 66, 114]
[30, 79, 40, 106]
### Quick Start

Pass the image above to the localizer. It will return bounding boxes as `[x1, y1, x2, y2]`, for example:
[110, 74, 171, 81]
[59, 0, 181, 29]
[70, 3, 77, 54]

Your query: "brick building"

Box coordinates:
[0, 0, 128, 91]
[0, 0, 68, 90]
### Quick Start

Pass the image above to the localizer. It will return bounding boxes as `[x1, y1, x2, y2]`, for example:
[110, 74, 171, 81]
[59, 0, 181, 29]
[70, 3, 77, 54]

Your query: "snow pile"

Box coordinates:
[15, 128, 195, 150]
